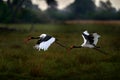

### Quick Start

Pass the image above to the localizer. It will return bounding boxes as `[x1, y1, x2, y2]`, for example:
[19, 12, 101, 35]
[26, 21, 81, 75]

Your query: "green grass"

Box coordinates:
[0, 23, 120, 80]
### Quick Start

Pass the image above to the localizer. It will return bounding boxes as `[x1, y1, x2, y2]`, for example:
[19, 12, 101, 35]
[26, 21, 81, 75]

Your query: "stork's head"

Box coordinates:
[40, 34, 47, 38]
[69, 45, 82, 50]
[24, 35, 32, 44]
[69, 45, 76, 50]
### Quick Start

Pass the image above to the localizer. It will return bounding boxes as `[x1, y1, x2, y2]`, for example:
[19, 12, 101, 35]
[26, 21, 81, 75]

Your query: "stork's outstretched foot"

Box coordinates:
[93, 44, 100, 48]
[96, 46, 100, 48]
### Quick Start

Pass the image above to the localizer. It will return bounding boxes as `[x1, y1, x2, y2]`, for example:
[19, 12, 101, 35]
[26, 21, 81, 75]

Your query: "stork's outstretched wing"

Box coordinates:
[92, 33, 100, 45]
[34, 37, 56, 51]
[83, 30, 89, 35]
[81, 34, 87, 46]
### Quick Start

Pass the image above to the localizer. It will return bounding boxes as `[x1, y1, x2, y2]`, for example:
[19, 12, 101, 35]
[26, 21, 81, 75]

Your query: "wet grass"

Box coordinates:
[0, 23, 120, 80]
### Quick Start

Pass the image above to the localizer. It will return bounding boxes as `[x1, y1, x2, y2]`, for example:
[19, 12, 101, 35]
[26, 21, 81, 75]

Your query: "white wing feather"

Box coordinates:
[81, 35, 94, 48]
[83, 30, 89, 35]
[81, 35, 87, 46]
[92, 33, 100, 45]
[81, 31, 100, 48]
[34, 37, 55, 51]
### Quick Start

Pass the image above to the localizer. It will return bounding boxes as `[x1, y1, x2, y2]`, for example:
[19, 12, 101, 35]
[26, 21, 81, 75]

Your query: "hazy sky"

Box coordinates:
[32, 0, 120, 11]
[96, 0, 120, 10]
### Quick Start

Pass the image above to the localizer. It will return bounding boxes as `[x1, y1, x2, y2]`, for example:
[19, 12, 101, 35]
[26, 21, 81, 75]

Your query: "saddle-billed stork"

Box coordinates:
[25, 34, 67, 51]
[70, 30, 107, 54]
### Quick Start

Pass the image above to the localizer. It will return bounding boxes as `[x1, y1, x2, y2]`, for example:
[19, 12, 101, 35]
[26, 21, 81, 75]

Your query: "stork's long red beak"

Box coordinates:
[67, 45, 74, 51]
[24, 36, 32, 44]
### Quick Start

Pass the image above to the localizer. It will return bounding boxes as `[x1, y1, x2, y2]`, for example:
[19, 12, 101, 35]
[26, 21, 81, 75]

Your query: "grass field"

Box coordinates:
[0, 23, 120, 80]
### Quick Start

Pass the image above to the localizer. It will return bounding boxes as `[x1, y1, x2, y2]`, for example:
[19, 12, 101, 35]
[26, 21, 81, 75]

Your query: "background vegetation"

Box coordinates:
[0, 0, 120, 23]
[0, 0, 120, 80]
[0, 23, 120, 80]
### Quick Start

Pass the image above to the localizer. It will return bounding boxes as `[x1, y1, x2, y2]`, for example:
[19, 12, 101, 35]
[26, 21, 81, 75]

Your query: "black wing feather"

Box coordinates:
[36, 35, 52, 44]
[82, 33, 94, 44]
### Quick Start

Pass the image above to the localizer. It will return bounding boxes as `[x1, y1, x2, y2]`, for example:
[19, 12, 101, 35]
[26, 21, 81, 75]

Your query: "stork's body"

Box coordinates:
[26, 34, 67, 51]
[33, 34, 56, 51]
[71, 30, 100, 49]
[81, 30, 100, 48]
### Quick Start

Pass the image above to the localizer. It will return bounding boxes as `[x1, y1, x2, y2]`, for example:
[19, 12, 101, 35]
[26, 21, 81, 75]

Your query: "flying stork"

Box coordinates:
[25, 34, 67, 51]
[70, 30, 107, 54]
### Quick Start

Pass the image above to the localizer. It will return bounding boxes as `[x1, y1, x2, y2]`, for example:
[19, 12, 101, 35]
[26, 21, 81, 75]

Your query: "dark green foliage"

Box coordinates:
[69, 0, 96, 14]
[0, 0, 44, 23]
[93, 0, 118, 20]
[0, 0, 120, 23]
[46, 0, 58, 9]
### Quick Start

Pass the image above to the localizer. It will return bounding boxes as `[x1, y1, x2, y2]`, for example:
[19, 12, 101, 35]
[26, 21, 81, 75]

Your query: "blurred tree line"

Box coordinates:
[0, 0, 50, 23]
[0, 0, 120, 23]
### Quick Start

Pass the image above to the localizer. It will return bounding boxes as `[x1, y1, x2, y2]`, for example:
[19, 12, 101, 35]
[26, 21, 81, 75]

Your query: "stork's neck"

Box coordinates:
[31, 37, 40, 39]
[73, 45, 82, 48]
